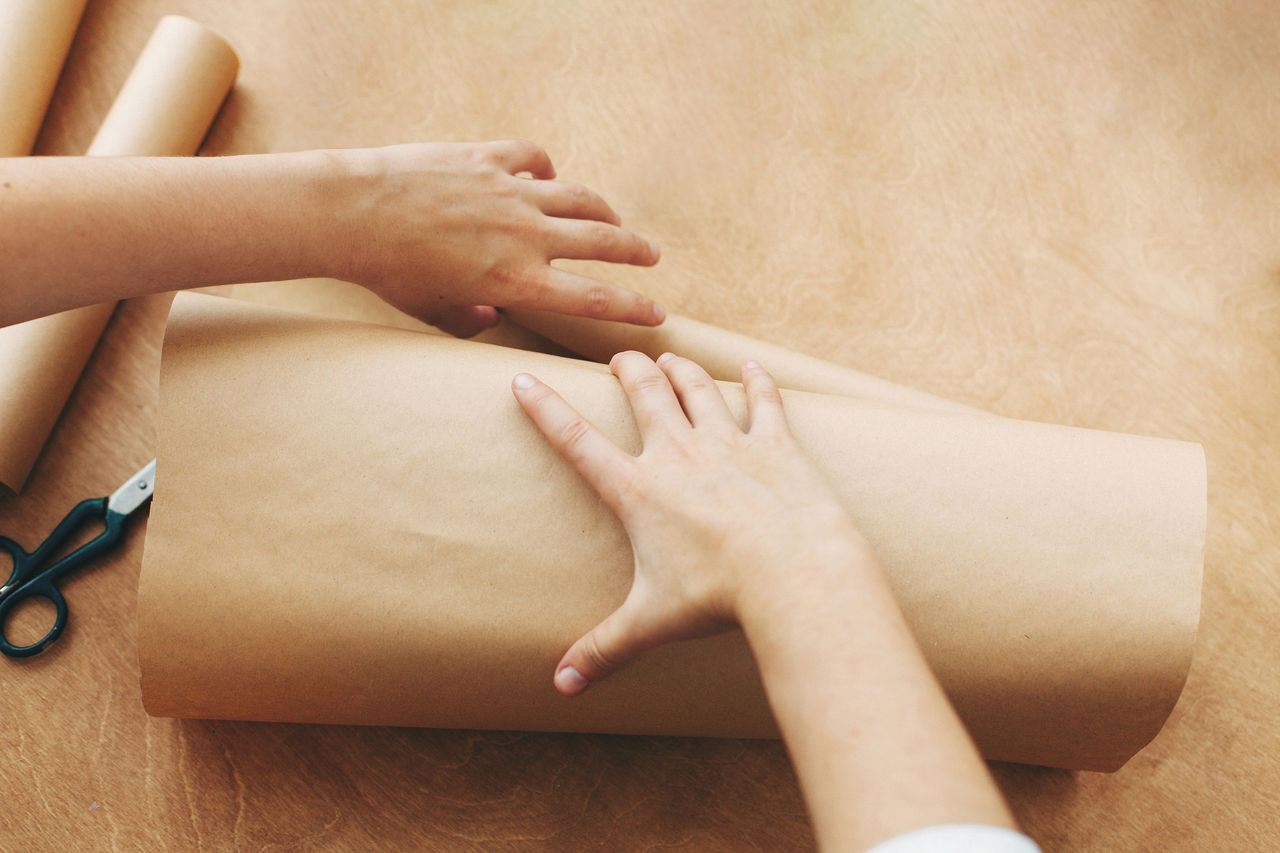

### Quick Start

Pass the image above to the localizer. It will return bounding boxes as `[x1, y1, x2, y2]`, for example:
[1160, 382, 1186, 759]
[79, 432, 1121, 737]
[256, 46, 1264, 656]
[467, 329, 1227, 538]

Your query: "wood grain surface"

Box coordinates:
[1, 0, 1277, 849]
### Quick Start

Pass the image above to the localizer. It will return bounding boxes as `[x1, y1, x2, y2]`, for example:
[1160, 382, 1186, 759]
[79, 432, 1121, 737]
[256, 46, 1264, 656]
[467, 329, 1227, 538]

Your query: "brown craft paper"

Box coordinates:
[0, 0, 86, 158]
[139, 293, 1204, 771]
[197, 280, 980, 413]
[504, 307, 977, 414]
[0, 16, 237, 493]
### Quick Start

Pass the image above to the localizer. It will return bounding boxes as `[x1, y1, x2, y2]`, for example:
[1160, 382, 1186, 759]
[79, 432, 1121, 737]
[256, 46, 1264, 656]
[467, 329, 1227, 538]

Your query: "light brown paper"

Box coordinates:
[503, 307, 977, 414]
[199, 282, 982, 411]
[139, 293, 1204, 771]
[0, 16, 238, 493]
[0, 0, 86, 158]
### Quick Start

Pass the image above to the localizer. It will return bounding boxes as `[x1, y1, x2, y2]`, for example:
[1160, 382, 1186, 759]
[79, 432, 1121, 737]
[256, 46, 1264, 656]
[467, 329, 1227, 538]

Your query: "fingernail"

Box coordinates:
[649, 241, 661, 261]
[652, 303, 666, 323]
[555, 665, 590, 696]
[513, 373, 538, 390]
[657, 352, 676, 366]
[744, 360, 761, 370]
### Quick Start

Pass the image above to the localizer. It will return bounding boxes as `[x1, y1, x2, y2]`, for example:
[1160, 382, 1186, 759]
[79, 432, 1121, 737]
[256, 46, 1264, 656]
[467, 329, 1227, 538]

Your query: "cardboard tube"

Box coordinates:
[503, 308, 978, 414]
[0, 17, 238, 493]
[0, 0, 86, 157]
[139, 294, 1205, 771]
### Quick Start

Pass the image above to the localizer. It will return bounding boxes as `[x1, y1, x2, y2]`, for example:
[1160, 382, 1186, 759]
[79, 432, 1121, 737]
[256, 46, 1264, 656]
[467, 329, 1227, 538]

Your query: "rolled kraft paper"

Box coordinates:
[503, 307, 978, 415]
[0, 16, 238, 493]
[139, 293, 1204, 771]
[0, 0, 86, 156]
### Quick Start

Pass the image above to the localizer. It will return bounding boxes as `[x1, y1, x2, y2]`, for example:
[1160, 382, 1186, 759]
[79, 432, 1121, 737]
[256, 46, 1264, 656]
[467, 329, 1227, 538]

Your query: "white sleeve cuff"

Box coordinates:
[864, 823, 1041, 853]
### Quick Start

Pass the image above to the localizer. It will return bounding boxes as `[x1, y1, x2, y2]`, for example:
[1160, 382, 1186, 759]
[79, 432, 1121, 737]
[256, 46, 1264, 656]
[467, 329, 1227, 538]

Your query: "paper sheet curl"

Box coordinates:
[502, 307, 976, 413]
[139, 294, 1204, 771]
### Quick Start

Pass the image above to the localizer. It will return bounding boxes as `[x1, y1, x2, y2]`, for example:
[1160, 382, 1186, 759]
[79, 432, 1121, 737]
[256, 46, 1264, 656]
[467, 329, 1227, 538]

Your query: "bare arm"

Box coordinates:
[512, 353, 1017, 851]
[0, 140, 663, 335]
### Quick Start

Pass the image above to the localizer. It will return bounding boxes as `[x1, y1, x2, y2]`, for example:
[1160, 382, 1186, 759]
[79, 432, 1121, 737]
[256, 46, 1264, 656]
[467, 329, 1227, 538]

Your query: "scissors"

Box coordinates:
[0, 459, 156, 658]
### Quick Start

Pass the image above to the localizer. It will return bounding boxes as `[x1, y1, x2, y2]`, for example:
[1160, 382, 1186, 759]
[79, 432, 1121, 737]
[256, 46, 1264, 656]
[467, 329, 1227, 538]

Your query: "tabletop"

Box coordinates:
[1, 1, 1278, 850]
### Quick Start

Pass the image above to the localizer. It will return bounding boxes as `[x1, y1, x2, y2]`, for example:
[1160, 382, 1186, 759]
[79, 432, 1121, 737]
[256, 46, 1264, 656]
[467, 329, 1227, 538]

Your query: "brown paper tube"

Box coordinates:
[139, 293, 1204, 771]
[0, 0, 86, 158]
[0, 16, 238, 493]
[503, 307, 978, 414]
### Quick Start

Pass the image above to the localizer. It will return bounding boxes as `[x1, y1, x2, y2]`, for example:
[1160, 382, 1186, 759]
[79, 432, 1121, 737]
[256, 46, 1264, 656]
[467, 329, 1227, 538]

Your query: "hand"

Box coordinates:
[511, 352, 869, 695]
[332, 140, 664, 337]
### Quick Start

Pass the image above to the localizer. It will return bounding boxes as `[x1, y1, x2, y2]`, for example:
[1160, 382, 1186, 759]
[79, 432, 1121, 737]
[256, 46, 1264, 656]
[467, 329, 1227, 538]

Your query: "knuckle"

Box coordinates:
[491, 264, 525, 289]
[491, 181, 521, 202]
[582, 285, 612, 316]
[580, 633, 617, 675]
[517, 139, 549, 168]
[468, 144, 492, 163]
[496, 264, 544, 293]
[503, 208, 544, 237]
[631, 373, 670, 393]
[589, 221, 620, 249]
[557, 416, 594, 455]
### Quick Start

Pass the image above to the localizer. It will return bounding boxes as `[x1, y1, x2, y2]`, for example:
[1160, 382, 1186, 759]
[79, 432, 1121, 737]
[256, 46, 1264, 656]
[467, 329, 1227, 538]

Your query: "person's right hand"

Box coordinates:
[328, 140, 664, 337]
[515, 353, 1023, 852]
[511, 351, 873, 696]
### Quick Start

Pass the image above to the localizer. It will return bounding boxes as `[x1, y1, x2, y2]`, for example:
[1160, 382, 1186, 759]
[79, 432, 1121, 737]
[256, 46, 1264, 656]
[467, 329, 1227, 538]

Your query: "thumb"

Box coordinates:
[553, 592, 659, 697]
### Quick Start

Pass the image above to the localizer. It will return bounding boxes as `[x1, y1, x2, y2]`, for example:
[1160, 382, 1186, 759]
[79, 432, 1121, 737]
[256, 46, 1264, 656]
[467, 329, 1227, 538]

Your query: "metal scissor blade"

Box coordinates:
[107, 459, 157, 516]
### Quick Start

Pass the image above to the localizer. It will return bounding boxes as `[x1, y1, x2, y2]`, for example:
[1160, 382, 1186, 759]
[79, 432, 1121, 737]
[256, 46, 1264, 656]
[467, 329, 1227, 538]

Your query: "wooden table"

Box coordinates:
[2, 1, 1278, 849]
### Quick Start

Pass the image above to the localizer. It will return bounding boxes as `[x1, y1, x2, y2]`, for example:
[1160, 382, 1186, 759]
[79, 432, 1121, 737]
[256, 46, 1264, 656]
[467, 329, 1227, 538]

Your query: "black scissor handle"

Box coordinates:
[0, 576, 69, 658]
[0, 498, 124, 658]
[0, 536, 28, 593]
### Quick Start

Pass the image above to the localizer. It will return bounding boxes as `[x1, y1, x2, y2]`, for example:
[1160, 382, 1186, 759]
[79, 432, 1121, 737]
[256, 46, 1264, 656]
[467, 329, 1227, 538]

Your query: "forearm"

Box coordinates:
[0, 153, 338, 325]
[738, 540, 1015, 852]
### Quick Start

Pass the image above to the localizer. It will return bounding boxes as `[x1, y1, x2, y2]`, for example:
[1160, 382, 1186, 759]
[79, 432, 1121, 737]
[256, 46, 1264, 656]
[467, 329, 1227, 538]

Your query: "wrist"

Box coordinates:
[282, 147, 383, 284]
[733, 529, 882, 634]
[197, 150, 353, 286]
[306, 148, 367, 283]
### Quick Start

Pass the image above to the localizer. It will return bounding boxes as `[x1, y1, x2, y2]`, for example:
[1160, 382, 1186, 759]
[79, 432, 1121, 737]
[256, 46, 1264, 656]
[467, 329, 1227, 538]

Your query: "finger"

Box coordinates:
[656, 353, 738, 432]
[488, 139, 556, 179]
[554, 593, 661, 695]
[741, 360, 792, 437]
[524, 181, 621, 226]
[520, 267, 665, 326]
[547, 219, 661, 266]
[426, 305, 499, 338]
[609, 351, 689, 439]
[512, 372, 633, 509]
